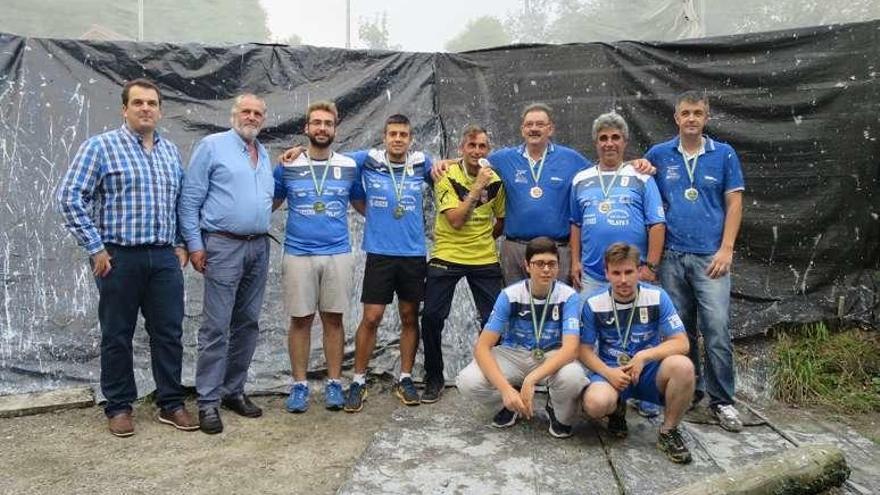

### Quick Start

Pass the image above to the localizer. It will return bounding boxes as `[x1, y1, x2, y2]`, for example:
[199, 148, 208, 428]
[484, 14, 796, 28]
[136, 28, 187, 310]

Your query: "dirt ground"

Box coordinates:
[0, 385, 401, 495]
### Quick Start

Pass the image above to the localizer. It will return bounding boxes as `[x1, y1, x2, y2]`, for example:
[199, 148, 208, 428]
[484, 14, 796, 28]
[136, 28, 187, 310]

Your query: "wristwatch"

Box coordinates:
[645, 261, 659, 273]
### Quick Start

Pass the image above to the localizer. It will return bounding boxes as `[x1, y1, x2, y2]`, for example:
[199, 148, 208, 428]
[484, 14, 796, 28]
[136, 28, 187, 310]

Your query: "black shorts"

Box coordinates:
[361, 253, 427, 304]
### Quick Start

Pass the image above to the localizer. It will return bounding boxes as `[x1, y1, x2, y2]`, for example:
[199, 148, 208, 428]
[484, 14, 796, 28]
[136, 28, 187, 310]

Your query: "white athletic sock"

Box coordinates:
[399, 373, 412, 382]
[326, 378, 341, 385]
[293, 380, 308, 388]
[353, 373, 366, 385]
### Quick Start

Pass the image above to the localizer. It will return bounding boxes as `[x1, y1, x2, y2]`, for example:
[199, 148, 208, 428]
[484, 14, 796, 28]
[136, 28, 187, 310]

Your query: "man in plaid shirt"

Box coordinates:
[56, 78, 198, 437]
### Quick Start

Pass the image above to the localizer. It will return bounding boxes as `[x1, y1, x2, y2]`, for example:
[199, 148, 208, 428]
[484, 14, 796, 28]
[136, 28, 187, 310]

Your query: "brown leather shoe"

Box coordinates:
[157, 407, 199, 431]
[108, 411, 135, 437]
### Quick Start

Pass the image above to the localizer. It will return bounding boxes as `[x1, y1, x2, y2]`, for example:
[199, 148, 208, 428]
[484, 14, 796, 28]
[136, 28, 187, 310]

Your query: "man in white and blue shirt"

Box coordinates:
[580, 243, 695, 463]
[56, 79, 197, 437]
[570, 112, 666, 297]
[178, 93, 274, 433]
[457, 237, 588, 438]
[273, 101, 360, 414]
[645, 91, 746, 432]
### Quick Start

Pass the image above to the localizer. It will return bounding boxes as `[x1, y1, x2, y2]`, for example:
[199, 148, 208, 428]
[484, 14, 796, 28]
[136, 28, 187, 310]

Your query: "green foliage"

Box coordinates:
[358, 12, 400, 50]
[1, 0, 270, 43]
[772, 323, 880, 414]
[444, 16, 511, 52]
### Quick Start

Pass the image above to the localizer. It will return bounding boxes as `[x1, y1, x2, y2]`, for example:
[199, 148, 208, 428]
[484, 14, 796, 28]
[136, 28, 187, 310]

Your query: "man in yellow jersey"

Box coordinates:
[420, 125, 505, 403]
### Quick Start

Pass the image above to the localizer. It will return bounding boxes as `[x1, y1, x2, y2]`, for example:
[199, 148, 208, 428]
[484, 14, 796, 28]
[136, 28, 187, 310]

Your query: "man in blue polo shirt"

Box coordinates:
[645, 91, 745, 432]
[580, 243, 695, 463]
[344, 114, 434, 412]
[457, 237, 588, 438]
[486, 103, 591, 285]
[179, 93, 275, 434]
[273, 101, 360, 414]
[570, 112, 666, 297]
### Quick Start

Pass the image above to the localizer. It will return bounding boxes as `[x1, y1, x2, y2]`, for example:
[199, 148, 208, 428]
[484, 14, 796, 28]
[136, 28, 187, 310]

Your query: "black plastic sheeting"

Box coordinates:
[0, 21, 877, 395]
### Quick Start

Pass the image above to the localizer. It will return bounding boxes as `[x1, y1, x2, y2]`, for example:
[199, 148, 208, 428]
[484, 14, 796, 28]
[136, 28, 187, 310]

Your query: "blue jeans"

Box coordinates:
[659, 249, 735, 406]
[196, 234, 269, 409]
[95, 244, 186, 417]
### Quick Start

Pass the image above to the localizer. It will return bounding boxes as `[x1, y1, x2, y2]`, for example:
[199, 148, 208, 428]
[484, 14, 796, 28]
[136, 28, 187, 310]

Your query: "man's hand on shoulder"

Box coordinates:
[631, 158, 656, 175]
[278, 145, 305, 164]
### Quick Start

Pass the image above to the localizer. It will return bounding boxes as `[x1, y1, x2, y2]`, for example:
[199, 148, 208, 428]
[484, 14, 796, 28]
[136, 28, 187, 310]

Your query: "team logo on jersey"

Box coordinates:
[639, 307, 649, 324]
[552, 304, 559, 321]
[333, 167, 341, 179]
[515, 169, 528, 183]
[620, 176, 630, 187]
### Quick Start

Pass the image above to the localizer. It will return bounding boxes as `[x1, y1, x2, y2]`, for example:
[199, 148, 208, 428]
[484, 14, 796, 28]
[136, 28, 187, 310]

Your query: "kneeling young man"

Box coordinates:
[456, 237, 587, 438]
[580, 242, 695, 463]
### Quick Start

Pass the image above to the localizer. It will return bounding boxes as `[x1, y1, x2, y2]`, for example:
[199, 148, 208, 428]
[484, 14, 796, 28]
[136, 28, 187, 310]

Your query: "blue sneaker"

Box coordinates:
[285, 383, 309, 413]
[637, 400, 661, 418]
[344, 382, 367, 413]
[325, 381, 344, 410]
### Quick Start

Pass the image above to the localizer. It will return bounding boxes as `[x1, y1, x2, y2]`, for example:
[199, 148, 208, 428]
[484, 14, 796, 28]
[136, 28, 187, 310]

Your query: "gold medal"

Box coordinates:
[530, 186, 543, 199]
[684, 187, 699, 201]
[598, 200, 612, 214]
[617, 352, 631, 366]
[314, 201, 326, 213]
[393, 205, 405, 219]
[532, 348, 545, 361]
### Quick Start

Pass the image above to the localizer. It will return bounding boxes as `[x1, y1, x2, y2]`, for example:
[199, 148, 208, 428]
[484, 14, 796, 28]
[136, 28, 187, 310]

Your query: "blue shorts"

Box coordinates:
[589, 360, 663, 405]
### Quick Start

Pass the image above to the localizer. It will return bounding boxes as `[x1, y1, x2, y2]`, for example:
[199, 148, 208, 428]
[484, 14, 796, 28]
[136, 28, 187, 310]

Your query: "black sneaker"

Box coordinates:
[491, 407, 518, 428]
[545, 403, 573, 438]
[607, 399, 628, 438]
[420, 380, 443, 404]
[344, 382, 367, 413]
[394, 377, 421, 406]
[657, 427, 693, 464]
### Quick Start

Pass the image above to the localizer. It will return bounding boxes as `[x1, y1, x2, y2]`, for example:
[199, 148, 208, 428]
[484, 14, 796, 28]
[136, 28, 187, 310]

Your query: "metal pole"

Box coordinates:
[138, 0, 144, 41]
[345, 0, 351, 48]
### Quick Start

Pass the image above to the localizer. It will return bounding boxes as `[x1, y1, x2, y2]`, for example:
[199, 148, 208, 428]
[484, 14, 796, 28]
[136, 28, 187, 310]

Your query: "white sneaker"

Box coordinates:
[712, 404, 743, 432]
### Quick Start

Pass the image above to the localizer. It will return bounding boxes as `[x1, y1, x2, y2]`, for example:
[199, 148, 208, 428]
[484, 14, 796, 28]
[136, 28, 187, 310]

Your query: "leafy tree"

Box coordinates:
[358, 12, 400, 50]
[444, 16, 511, 52]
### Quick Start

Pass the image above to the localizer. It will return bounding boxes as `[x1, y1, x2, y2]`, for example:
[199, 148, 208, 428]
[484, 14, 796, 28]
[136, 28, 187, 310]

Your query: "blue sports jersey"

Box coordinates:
[570, 164, 666, 281]
[580, 283, 685, 367]
[273, 152, 359, 255]
[484, 280, 581, 351]
[645, 136, 745, 254]
[488, 142, 590, 240]
[350, 149, 432, 256]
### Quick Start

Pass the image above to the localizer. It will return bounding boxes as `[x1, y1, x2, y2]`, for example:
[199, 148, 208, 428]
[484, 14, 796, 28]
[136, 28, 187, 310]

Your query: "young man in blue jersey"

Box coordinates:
[580, 243, 695, 463]
[273, 101, 362, 413]
[456, 237, 588, 438]
[644, 91, 745, 432]
[344, 114, 434, 412]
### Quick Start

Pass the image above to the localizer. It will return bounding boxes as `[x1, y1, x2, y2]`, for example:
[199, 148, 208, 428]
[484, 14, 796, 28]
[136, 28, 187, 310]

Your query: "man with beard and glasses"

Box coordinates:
[273, 101, 362, 414]
[179, 93, 275, 434]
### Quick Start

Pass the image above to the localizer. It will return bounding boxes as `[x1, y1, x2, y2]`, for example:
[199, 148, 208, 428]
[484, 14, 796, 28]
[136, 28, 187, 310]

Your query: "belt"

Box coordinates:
[506, 237, 569, 247]
[209, 231, 268, 241]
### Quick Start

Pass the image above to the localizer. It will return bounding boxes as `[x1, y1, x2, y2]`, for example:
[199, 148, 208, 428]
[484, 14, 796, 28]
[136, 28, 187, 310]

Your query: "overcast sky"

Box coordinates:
[260, 0, 521, 52]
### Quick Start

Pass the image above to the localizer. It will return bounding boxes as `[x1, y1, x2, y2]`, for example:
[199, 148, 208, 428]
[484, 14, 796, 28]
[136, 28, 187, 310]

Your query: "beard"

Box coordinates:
[308, 132, 335, 148]
[234, 122, 260, 142]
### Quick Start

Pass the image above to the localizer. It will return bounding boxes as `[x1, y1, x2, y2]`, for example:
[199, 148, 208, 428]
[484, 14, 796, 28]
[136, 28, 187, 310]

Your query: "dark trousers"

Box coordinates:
[420, 259, 503, 384]
[95, 244, 185, 417]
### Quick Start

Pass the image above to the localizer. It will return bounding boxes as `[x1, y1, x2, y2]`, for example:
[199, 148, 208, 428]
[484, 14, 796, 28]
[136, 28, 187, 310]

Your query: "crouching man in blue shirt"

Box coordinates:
[580, 242, 695, 463]
[456, 237, 588, 438]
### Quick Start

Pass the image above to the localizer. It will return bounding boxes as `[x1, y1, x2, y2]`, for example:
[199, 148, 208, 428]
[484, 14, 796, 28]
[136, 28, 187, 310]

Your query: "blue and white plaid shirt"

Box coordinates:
[56, 125, 184, 254]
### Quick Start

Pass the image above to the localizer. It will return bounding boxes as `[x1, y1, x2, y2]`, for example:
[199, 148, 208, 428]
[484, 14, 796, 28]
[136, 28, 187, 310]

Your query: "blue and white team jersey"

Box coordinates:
[488, 143, 591, 240]
[645, 136, 745, 254]
[580, 283, 685, 367]
[569, 164, 666, 281]
[273, 152, 359, 255]
[484, 280, 581, 351]
[350, 149, 432, 257]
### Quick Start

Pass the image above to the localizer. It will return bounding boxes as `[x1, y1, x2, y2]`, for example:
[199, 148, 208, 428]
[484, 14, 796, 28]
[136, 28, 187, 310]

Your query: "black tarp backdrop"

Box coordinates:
[0, 20, 877, 395]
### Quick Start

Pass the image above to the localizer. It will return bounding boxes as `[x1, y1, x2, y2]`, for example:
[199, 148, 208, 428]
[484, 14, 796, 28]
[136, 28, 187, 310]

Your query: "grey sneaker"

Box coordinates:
[712, 404, 744, 432]
[657, 427, 693, 464]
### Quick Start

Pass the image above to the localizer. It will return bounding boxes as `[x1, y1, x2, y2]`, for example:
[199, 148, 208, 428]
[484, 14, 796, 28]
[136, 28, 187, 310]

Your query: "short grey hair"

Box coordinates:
[521, 102, 553, 123]
[230, 93, 267, 116]
[591, 112, 629, 141]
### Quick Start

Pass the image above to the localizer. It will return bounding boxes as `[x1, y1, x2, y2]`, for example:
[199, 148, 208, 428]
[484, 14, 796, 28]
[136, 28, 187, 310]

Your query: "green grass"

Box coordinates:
[772, 323, 880, 414]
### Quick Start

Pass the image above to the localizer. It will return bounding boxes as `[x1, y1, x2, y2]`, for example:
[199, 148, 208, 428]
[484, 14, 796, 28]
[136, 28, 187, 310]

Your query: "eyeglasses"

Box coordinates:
[522, 121, 550, 129]
[529, 260, 559, 270]
[308, 119, 336, 128]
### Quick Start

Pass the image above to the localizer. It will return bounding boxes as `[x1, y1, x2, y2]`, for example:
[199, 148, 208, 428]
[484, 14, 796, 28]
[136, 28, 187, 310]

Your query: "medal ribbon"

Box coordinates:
[610, 286, 640, 354]
[684, 149, 700, 189]
[526, 146, 548, 185]
[385, 151, 409, 206]
[306, 152, 333, 198]
[597, 162, 625, 201]
[529, 280, 554, 351]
